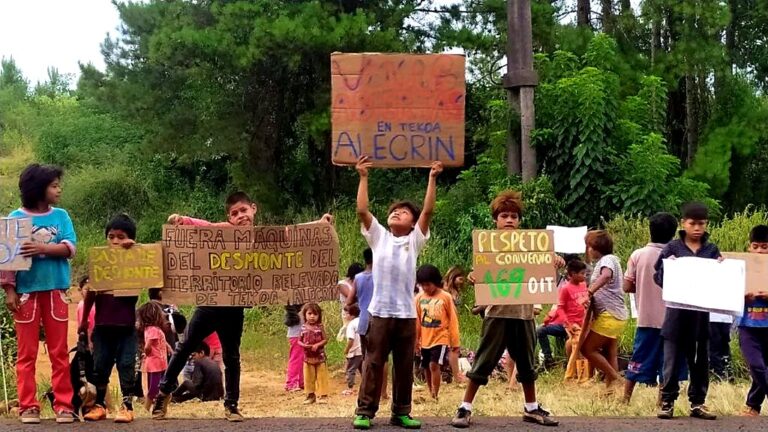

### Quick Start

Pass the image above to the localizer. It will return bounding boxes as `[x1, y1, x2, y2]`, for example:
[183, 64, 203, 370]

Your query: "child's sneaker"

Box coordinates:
[151, 393, 172, 420]
[657, 401, 674, 419]
[303, 393, 316, 405]
[353, 415, 372, 430]
[20, 408, 41, 424]
[317, 396, 329, 404]
[450, 407, 471, 428]
[55, 410, 76, 424]
[740, 406, 760, 417]
[390, 414, 421, 429]
[83, 404, 107, 421]
[523, 405, 559, 426]
[224, 404, 244, 422]
[114, 404, 134, 423]
[690, 404, 717, 420]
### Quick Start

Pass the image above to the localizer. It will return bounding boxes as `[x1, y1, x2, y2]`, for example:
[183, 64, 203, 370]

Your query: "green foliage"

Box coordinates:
[688, 74, 768, 205]
[36, 103, 144, 168]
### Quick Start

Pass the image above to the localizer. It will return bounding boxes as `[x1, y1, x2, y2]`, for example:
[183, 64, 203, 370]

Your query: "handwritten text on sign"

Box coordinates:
[472, 230, 558, 305]
[161, 223, 340, 306]
[0, 218, 32, 271]
[88, 244, 164, 291]
[331, 53, 466, 168]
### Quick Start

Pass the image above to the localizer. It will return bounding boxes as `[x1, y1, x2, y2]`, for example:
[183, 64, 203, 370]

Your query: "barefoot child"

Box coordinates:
[654, 202, 721, 420]
[138, 301, 172, 412]
[451, 190, 560, 429]
[353, 156, 442, 430]
[1, 163, 77, 424]
[79, 214, 142, 423]
[299, 303, 329, 404]
[343, 303, 363, 395]
[622, 212, 681, 403]
[738, 225, 768, 416]
[415, 265, 460, 401]
[152, 191, 331, 421]
[580, 230, 627, 395]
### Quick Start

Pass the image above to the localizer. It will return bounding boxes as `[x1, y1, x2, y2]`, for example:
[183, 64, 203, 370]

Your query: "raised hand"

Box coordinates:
[356, 156, 373, 177]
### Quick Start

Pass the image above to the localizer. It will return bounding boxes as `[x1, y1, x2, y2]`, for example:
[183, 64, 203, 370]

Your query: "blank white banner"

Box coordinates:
[662, 257, 745, 316]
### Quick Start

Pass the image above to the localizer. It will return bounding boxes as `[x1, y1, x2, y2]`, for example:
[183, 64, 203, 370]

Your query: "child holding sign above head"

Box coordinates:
[153, 192, 333, 422]
[451, 191, 561, 429]
[738, 225, 768, 416]
[352, 156, 442, 430]
[1, 163, 77, 424]
[579, 230, 627, 396]
[415, 264, 460, 401]
[654, 202, 722, 420]
[299, 302, 330, 404]
[79, 214, 141, 423]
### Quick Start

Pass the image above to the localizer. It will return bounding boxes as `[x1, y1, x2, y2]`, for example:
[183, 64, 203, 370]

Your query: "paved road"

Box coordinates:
[3, 416, 768, 431]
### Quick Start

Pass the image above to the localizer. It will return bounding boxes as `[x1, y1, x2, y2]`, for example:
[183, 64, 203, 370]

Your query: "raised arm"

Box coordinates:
[417, 161, 443, 235]
[356, 156, 374, 230]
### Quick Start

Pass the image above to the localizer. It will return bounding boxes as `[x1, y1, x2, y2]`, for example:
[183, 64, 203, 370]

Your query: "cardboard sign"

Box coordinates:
[161, 223, 340, 306]
[723, 252, 768, 295]
[331, 52, 466, 168]
[0, 217, 32, 271]
[662, 257, 745, 315]
[88, 244, 164, 291]
[472, 229, 558, 306]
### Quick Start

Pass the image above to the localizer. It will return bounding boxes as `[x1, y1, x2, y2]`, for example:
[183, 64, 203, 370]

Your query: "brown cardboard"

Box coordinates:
[0, 217, 32, 271]
[472, 229, 558, 305]
[161, 223, 340, 306]
[88, 243, 164, 291]
[723, 252, 768, 294]
[331, 53, 466, 168]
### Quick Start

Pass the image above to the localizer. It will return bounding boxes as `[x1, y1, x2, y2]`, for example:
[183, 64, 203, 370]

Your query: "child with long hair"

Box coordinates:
[137, 301, 172, 412]
[1, 163, 77, 424]
[299, 303, 329, 404]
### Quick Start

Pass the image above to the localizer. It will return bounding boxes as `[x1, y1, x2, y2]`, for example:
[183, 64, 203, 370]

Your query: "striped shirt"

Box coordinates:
[363, 217, 429, 319]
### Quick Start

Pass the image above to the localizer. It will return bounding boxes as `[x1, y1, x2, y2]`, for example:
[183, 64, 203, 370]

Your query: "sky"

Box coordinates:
[0, 0, 641, 86]
[0, 0, 121, 85]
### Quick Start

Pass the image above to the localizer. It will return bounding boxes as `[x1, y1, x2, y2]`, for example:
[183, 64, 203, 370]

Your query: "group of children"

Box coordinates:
[3, 159, 768, 430]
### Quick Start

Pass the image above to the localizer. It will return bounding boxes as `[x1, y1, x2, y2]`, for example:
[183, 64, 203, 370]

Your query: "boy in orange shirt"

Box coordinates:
[415, 265, 460, 400]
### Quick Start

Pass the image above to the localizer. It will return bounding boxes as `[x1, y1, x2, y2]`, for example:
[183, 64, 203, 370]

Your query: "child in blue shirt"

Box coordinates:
[738, 225, 768, 416]
[1, 164, 77, 424]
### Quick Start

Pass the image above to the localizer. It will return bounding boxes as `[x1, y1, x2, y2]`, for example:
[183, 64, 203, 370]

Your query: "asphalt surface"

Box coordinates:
[2, 416, 768, 431]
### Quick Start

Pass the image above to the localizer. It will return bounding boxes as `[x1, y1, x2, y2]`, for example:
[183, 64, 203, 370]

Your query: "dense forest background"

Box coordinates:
[2, 0, 768, 389]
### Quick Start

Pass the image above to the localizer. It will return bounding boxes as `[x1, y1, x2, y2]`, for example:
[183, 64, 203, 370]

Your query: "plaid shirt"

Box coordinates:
[363, 217, 429, 319]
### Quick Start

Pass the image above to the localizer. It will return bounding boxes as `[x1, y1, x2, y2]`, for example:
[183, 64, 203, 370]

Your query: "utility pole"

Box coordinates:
[504, 0, 538, 181]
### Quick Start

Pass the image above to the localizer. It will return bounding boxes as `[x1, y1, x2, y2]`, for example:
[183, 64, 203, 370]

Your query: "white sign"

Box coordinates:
[545, 226, 587, 254]
[661, 257, 745, 316]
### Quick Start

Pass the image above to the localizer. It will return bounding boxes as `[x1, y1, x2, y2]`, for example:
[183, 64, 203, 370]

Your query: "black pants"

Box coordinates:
[661, 337, 709, 405]
[91, 326, 137, 398]
[708, 322, 732, 379]
[356, 317, 416, 418]
[159, 306, 244, 407]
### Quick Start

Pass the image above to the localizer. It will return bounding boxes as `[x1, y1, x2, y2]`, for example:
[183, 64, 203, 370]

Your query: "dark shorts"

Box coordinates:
[420, 345, 449, 369]
[467, 317, 537, 385]
[626, 327, 688, 385]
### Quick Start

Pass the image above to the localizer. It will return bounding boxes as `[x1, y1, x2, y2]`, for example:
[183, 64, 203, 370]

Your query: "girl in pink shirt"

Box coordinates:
[137, 301, 172, 410]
